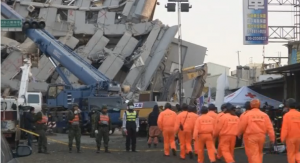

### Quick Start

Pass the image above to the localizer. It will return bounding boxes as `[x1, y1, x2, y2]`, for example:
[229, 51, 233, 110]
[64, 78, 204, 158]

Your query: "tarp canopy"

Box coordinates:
[224, 86, 281, 107]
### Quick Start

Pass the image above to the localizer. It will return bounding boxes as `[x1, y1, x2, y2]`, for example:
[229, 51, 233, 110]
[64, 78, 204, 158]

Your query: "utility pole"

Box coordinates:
[237, 51, 241, 66]
[165, 0, 191, 105]
[236, 51, 241, 88]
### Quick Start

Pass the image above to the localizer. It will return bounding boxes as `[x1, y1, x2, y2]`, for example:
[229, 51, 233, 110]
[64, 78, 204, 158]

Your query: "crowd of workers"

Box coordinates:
[154, 98, 300, 163]
[23, 98, 300, 163]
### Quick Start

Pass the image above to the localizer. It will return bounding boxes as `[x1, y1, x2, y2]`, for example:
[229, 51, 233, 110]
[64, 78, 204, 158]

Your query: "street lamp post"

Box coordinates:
[165, 0, 192, 105]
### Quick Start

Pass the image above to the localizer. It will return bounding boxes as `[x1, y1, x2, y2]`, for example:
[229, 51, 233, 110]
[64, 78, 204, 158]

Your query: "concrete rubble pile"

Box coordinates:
[1, 0, 207, 102]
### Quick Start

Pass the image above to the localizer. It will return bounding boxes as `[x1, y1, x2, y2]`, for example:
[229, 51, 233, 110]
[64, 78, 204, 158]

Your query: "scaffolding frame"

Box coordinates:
[268, 0, 300, 43]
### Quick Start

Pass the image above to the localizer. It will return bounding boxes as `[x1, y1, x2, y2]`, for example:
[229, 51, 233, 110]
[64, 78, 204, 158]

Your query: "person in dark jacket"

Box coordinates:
[24, 107, 36, 147]
[89, 109, 97, 138]
[147, 105, 161, 148]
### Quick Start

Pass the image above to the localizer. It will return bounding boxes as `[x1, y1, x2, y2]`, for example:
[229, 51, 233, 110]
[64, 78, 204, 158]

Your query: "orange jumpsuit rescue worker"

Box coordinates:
[188, 105, 199, 156]
[216, 103, 227, 160]
[193, 106, 216, 163]
[214, 103, 239, 163]
[207, 104, 218, 155]
[280, 98, 300, 163]
[158, 103, 177, 156]
[207, 104, 218, 120]
[239, 99, 275, 163]
[239, 101, 252, 163]
[175, 103, 196, 159]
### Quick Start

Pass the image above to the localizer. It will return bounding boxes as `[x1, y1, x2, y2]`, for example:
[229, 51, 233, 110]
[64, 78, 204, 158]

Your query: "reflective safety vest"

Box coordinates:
[126, 111, 137, 121]
[37, 116, 48, 124]
[69, 114, 79, 123]
[98, 113, 109, 125]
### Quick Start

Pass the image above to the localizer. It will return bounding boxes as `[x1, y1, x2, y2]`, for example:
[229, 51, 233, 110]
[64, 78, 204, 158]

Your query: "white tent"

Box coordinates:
[224, 86, 281, 107]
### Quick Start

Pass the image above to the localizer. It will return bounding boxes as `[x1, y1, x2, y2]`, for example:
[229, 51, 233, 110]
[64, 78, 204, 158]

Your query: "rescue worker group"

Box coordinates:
[25, 98, 300, 163]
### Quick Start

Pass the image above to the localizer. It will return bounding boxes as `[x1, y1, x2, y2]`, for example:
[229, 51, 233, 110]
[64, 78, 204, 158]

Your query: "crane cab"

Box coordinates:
[26, 92, 43, 113]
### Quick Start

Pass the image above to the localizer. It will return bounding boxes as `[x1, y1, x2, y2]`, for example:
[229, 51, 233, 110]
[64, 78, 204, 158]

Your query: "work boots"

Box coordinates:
[105, 147, 110, 153]
[43, 148, 49, 154]
[97, 147, 100, 153]
[188, 151, 193, 159]
[172, 148, 177, 156]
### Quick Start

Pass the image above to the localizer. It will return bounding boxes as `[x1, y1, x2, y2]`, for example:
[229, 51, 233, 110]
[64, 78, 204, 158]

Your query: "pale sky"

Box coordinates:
[153, 0, 294, 70]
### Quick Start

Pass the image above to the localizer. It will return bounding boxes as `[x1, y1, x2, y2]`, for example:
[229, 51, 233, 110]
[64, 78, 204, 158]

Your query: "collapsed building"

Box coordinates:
[1, 0, 207, 103]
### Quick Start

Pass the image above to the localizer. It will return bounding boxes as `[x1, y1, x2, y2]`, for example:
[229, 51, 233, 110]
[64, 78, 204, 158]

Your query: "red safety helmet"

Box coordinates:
[250, 99, 260, 108]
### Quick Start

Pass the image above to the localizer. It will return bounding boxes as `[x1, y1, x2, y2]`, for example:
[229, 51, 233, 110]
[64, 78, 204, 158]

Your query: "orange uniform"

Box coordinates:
[207, 110, 218, 120]
[239, 111, 252, 163]
[281, 109, 300, 163]
[157, 108, 177, 156]
[189, 112, 199, 154]
[215, 112, 225, 159]
[193, 114, 216, 163]
[207, 110, 218, 152]
[214, 113, 239, 163]
[239, 108, 275, 163]
[174, 111, 197, 159]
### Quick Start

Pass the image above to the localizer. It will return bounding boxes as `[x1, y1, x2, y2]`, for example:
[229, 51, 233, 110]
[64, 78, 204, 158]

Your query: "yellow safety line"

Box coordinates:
[18, 127, 250, 152]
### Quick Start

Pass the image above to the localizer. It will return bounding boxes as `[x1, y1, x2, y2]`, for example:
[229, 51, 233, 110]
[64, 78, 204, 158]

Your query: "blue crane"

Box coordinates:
[1, 2, 124, 134]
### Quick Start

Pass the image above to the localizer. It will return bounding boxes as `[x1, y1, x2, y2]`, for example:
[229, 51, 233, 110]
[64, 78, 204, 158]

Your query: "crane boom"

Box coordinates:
[17, 57, 31, 105]
[1, 2, 110, 88]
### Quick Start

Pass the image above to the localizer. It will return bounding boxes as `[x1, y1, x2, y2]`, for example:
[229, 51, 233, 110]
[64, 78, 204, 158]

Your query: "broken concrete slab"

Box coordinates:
[88, 36, 109, 59]
[1, 51, 24, 79]
[19, 38, 38, 53]
[1, 36, 21, 47]
[59, 35, 79, 49]
[98, 49, 124, 80]
[83, 30, 104, 56]
[74, 10, 96, 34]
[1, 78, 48, 93]
[97, 10, 116, 25]
[14, 3, 29, 18]
[122, 0, 136, 17]
[31, 55, 55, 82]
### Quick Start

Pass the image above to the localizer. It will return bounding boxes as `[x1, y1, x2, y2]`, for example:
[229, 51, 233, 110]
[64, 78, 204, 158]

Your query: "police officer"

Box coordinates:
[95, 105, 112, 153]
[89, 109, 97, 138]
[68, 104, 82, 153]
[122, 101, 139, 152]
[35, 109, 49, 154]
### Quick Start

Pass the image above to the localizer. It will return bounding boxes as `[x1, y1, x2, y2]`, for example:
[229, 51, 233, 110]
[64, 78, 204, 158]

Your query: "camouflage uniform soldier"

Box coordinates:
[95, 105, 112, 153]
[68, 104, 82, 153]
[35, 110, 49, 154]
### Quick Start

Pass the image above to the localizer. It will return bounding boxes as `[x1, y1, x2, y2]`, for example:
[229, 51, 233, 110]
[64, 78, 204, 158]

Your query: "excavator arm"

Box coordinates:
[160, 63, 208, 104]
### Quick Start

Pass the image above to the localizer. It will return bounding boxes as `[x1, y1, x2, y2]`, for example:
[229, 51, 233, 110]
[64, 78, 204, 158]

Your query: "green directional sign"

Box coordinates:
[1, 19, 22, 28]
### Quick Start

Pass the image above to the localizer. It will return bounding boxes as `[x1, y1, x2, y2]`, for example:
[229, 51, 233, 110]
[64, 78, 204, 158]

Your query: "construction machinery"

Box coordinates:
[1, 56, 42, 149]
[1, 2, 128, 133]
[159, 63, 208, 105]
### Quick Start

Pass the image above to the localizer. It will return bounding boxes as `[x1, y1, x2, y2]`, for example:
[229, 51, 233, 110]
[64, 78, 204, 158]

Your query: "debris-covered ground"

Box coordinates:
[19, 131, 288, 163]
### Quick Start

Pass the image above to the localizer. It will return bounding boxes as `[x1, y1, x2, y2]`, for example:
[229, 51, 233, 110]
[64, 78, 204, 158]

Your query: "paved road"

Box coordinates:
[19, 133, 288, 163]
